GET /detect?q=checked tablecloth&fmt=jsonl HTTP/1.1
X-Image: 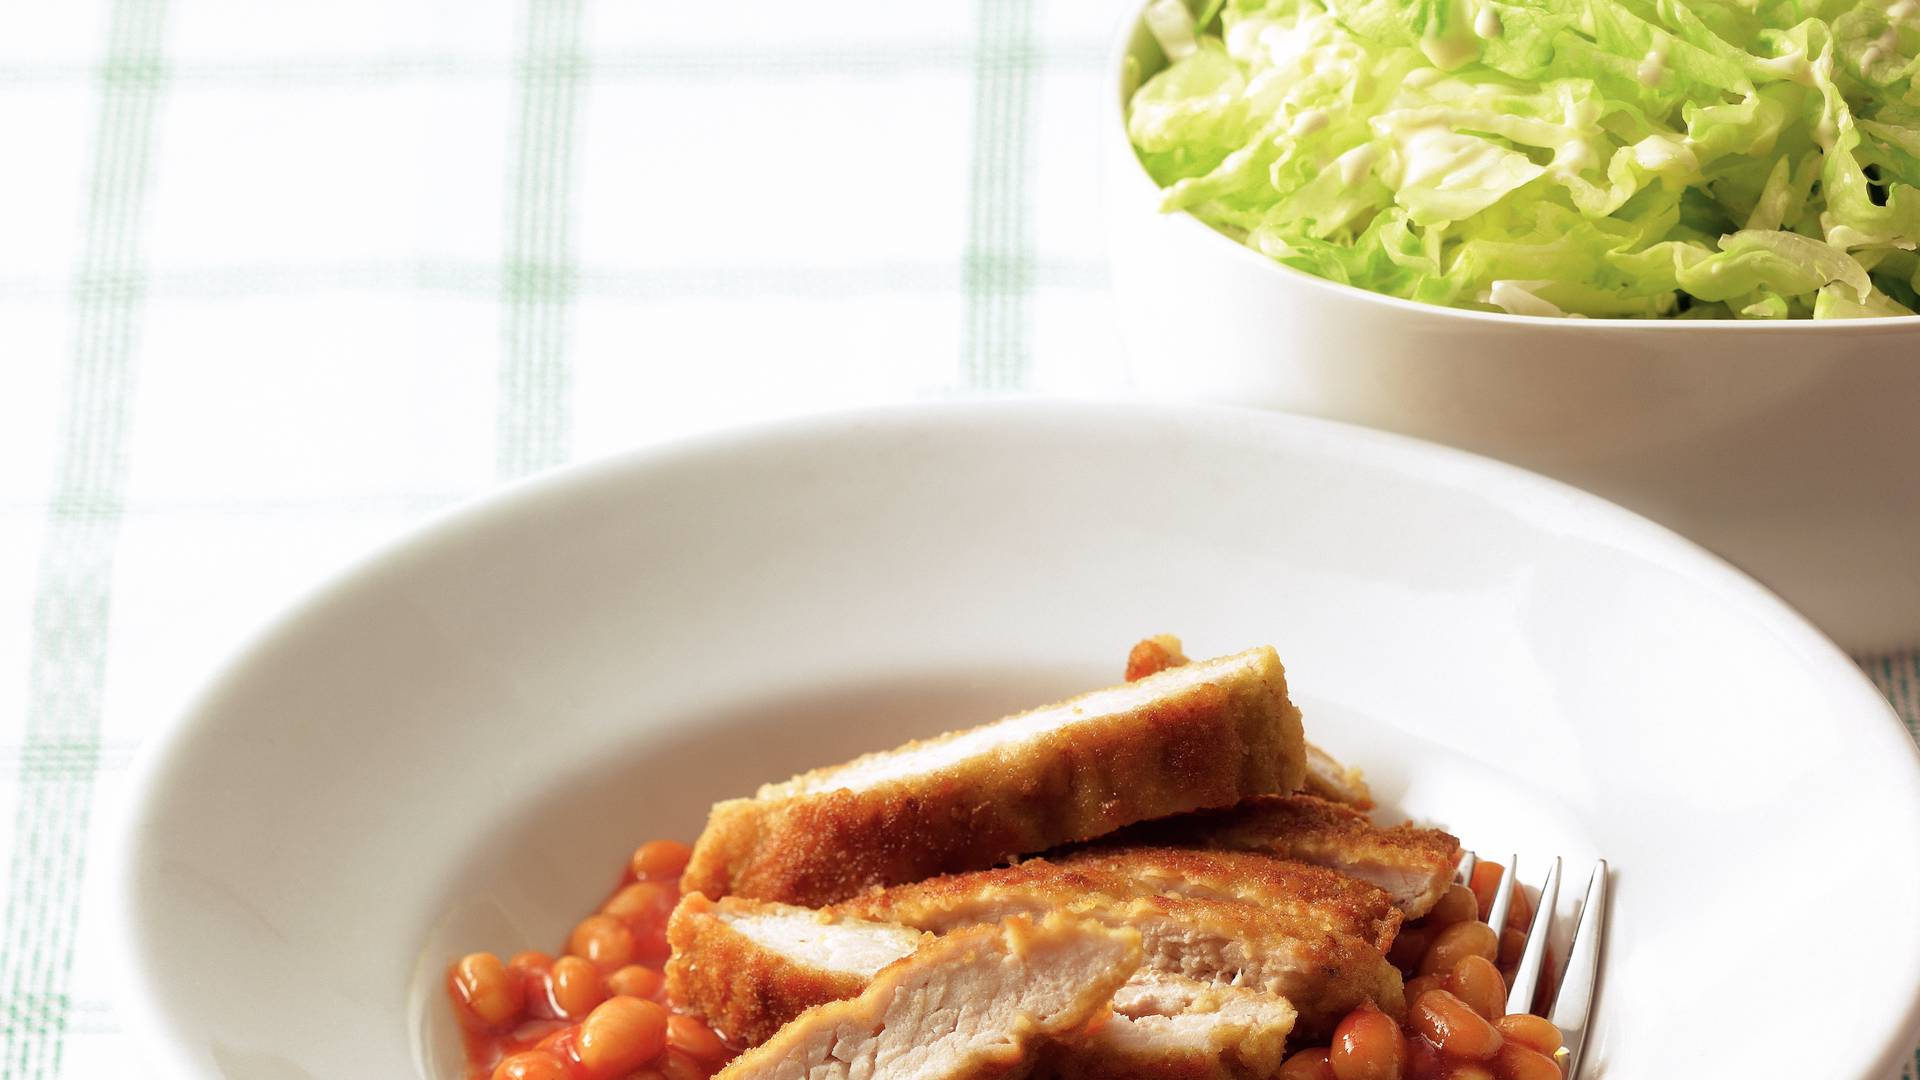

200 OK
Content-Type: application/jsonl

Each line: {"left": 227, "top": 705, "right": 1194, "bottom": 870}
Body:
{"left": 1, "top": 1, "right": 1917, "bottom": 1076}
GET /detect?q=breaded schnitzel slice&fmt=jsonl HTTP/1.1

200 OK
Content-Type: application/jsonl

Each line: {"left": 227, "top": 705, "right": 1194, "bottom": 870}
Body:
{"left": 1108, "top": 794, "right": 1462, "bottom": 918}
{"left": 666, "top": 892, "right": 929, "bottom": 1046}
{"left": 669, "top": 896, "right": 1293, "bottom": 1078}
{"left": 833, "top": 868, "right": 1403, "bottom": 1036}
{"left": 711, "top": 913, "right": 1140, "bottom": 1080}
{"left": 1032, "top": 973, "right": 1296, "bottom": 1080}
{"left": 684, "top": 647, "right": 1306, "bottom": 906}
{"left": 1122, "top": 634, "right": 1372, "bottom": 809}
{"left": 1301, "top": 743, "right": 1375, "bottom": 811}
{"left": 1046, "top": 846, "right": 1402, "bottom": 952}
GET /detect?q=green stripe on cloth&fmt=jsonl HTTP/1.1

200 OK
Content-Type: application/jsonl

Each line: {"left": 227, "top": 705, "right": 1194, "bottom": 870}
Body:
{"left": 0, "top": 0, "right": 168, "bottom": 1075}
{"left": 1866, "top": 653, "right": 1920, "bottom": 742}
{"left": 961, "top": 0, "right": 1038, "bottom": 391}
{"left": 497, "top": 0, "right": 587, "bottom": 480}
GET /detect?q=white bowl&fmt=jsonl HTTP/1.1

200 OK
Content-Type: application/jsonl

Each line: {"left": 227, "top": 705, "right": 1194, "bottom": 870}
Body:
{"left": 112, "top": 403, "right": 1920, "bottom": 1078}
{"left": 1102, "top": 9, "right": 1920, "bottom": 652}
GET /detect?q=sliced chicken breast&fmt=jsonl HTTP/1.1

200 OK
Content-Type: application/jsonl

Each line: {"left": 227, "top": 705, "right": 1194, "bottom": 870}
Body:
{"left": 1105, "top": 794, "right": 1462, "bottom": 918}
{"left": 670, "top": 896, "right": 1293, "bottom": 1078}
{"left": 666, "top": 892, "right": 928, "bottom": 1046}
{"left": 1121, "top": 634, "right": 1372, "bottom": 810}
{"left": 833, "top": 868, "right": 1403, "bottom": 1036}
{"left": 1301, "top": 743, "right": 1375, "bottom": 811}
{"left": 711, "top": 913, "right": 1140, "bottom": 1080}
{"left": 1045, "top": 846, "right": 1401, "bottom": 951}
{"left": 1034, "top": 974, "right": 1296, "bottom": 1080}
{"left": 684, "top": 647, "right": 1307, "bottom": 906}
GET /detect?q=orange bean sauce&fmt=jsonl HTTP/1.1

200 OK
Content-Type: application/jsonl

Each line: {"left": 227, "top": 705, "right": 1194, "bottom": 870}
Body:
{"left": 447, "top": 839, "right": 737, "bottom": 1080}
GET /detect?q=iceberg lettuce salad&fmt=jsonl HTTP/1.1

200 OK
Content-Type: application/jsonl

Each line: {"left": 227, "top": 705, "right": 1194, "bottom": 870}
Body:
{"left": 1127, "top": 0, "right": 1920, "bottom": 317}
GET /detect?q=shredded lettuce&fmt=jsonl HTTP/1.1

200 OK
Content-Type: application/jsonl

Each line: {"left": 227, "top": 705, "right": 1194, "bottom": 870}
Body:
{"left": 1127, "top": 0, "right": 1920, "bottom": 317}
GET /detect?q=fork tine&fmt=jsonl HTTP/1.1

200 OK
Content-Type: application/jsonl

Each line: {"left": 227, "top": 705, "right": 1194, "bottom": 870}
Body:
{"left": 1504, "top": 856, "right": 1560, "bottom": 1015}
{"left": 1456, "top": 851, "right": 1477, "bottom": 887}
{"left": 1548, "top": 860, "right": 1609, "bottom": 1080}
{"left": 1484, "top": 853, "right": 1518, "bottom": 936}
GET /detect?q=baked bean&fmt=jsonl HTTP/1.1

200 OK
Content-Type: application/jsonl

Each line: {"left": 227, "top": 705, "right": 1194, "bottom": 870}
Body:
{"left": 1410, "top": 989, "right": 1504, "bottom": 1061}
{"left": 1404, "top": 973, "right": 1450, "bottom": 1003}
{"left": 1276, "top": 1047, "right": 1335, "bottom": 1080}
{"left": 533, "top": 1023, "right": 575, "bottom": 1057}
{"left": 551, "top": 955, "right": 609, "bottom": 1019}
{"left": 577, "top": 996, "right": 669, "bottom": 1078}
{"left": 506, "top": 951, "right": 555, "bottom": 1015}
{"left": 512, "top": 1019, "right": 567, "bottom": 1045}
{"left": 1494, "top": 1014, "right": 1563, "bottom": 1055}
{"left": 1402, "top": 1036, "right": 1443, "bottom": 1079}
{"left": 1448, "top": 1066, "right": 1496, "bottom": 1080}
{"left": 1427, "top": 884, "right": 1479, "bottom": 928}
{"left": 1505, "top": 884, "right": 1534, "bottom": 932}
{"left": 1469, "top": 862, "right": 1504, "bottom": 920}
{"left": 1124, "top": 637, "right": 1184, "bottom": 681}
{"left": 452, "top": 953, "right": 524, "bottom": 1029}
{"left": 607, "top": 964, "right": 665, "bottom": 1000}
{"left": 1388, "top": 925, "right": 1435, "bottom": 970}
{"left": 631, "top": 839, "right": 694, "bottom": 880}
{"left": 491, "top": 1050, "right": 569, "bottom": 1080}
{"left": 660, "top": 1048, "right": 712, "bottom": 1080}
{"left": 1498, "top": 928, "right": 1526, "bottom": 968}
{"left": 1419, "top": 920, "right": 1499, "bottom": 977}
{"left": 668, "top": 1014, "right": 731, "bottom": 1065}
{"left": 604, "top": 881, "right": 677, "bottom": 920}
{"left": 1495, "top": 1042, "right": 1563, "bottom": 1080}
{"left": 1330, "top": 1003, "right": 1404, "bottom": 1080}
{"left": 1449, "top": 955, "right": 1506, "bottom": 1021}
{"left": 570, "top": 914, "right": 638, "bottom": 972}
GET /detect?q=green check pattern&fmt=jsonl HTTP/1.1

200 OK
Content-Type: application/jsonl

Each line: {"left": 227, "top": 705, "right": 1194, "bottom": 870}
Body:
{"left": 0, "top": 2, "right": 1914, "bottom": 1076}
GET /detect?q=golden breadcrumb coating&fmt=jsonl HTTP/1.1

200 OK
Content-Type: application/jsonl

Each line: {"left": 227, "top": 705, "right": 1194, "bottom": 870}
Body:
{"left": 684, "top": 647, "right": 1306, "bottom": 906}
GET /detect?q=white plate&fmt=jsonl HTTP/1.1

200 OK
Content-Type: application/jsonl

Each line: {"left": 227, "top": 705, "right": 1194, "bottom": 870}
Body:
{"left": 113, "top": 402, "right": 1920, "bottom": 1079}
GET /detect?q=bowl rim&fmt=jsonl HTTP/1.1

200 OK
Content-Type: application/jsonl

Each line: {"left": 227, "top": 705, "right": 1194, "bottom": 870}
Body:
{"left": 1103, "top": 0, "right": 1920, "bottom": 332}
{"left": 107, "top": 401, "right": 1920, "bottom": 1077}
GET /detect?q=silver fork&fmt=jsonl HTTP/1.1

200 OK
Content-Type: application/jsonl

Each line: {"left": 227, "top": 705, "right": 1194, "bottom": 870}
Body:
{"left": 1454, "top": 853, "right": 1610, "bottom": 1078}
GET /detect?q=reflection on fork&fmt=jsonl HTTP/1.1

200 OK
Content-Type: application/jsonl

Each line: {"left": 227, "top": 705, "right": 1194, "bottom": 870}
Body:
{"left": 1455, "top": 854, "right": 1610, "bottom": 1079}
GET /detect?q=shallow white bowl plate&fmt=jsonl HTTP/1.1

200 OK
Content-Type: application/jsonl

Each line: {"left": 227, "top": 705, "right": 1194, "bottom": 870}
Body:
{"left": 116, "top": 404, "right": 1920, "bottom": 1078}
{"left": 1103, "top": 4, "right": 1920, "bottom": 651}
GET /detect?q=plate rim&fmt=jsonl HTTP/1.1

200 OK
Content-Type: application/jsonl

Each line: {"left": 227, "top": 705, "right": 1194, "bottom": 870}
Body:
{"left": 108, "top": 399, "right": 1920, "bottom": 1077}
